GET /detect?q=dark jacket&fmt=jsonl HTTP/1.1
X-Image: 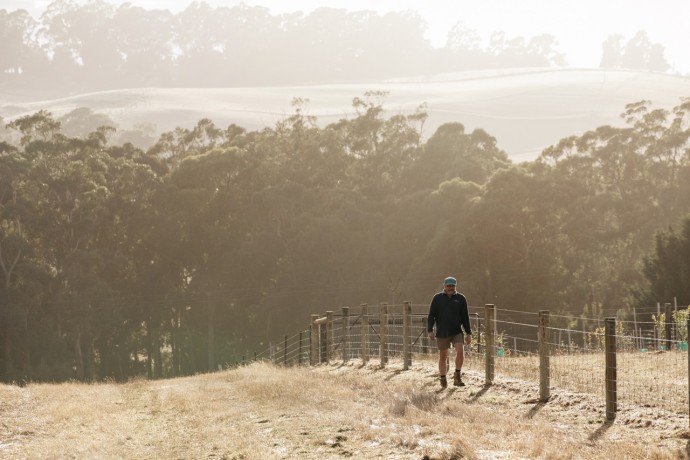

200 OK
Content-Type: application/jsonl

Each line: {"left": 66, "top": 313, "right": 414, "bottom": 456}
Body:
{"left": 427, "top": 291, "right": 472, "bottom": 338}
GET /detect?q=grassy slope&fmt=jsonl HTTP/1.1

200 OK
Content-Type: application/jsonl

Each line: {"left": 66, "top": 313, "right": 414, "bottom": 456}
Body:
{"left": 1, "top": 68, "right": 688, "bottom": 163}
{"left": 0, "top": 359, "right": 687, "bottom": 459}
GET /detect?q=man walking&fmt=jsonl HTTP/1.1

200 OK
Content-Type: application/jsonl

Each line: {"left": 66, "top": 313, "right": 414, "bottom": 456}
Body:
{"left": 427, "top": 276, "right": 472, "bottom": 388}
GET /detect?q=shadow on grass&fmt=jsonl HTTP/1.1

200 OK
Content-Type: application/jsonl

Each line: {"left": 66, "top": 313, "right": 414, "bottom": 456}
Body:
{"left": 468, "top": 384, "right": 492, "bottom": 402}
{"left": 384, "top": 369, "right": 404, "bottom": 381}
{"left": 526, "top": 401, "right": 547, "bottom": 419}
{"left": 588, "top": 419, "right": 614, "bottom": 443}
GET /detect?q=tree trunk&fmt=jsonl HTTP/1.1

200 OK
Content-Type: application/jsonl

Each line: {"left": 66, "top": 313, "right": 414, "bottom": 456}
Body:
{"left": 74, "top": 332, "right": 84, "bottom": 381}
{"left": 19, "top": 307, "right": 29, "bottom": 374}
{"left": 207, "top": 299, "right": 215, "bottom": 372}
{"left": 154, "top": 329, "right": 162, "bottom": 379}
{"left": 145, "top": 322, "right": 153, "bottom": 379}
{"left": 172, "top": 309, "right": 181, "bottom": 377}
{"left": 146, "top": 318, "right": 162, "bottom": 380}
{"left": 85, "top": 333, "right": 94, "bottom": 381}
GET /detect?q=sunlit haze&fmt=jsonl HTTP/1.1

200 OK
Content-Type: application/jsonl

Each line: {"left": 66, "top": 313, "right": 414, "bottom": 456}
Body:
{"left": 8, "top": 0, "right": 690, "bottom": 73}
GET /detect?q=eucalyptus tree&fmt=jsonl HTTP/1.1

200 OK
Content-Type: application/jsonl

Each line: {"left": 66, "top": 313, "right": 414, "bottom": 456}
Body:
{"left": 88, "top": 142, "right": 166, "bottom": 380}
{"left": 174, "top": 2, "right": 232, "bottom": 87}
{"left": 110, "top": 4, "right": 175, "bottom": 87}
{"left": 379, "top": 121, "right": 510, "bottom": 303}
{"left": 392, "top": 178, "right": 484, "bottom": 303}
{"left": 333, "top": 9, "right": 431, "bottom": 81}
{"left": 0, "top": 139, "right": 37, "bottom": 379}
{"left": 639, "top": 217, "right": 690, "bottom": 308}
{"left": 38, "top": 0, "right": 123, "bottom": 90}
{"left": 0, "top": 9, "right": 47, "bottom": 88}
{"left": 2, "top": 111, "right": 166, "bottom": 381}
{"left": 147, "top": 118, "right": 224, "bottom": 170}
{"left": 328, "top": 91, "right": 427, "bottom": 199}
{"left": 197, "top": 4, "right": 282, "bottom": 86}
{"left": 459, "top": 167, "right": 576, "bottom": 311}
{"left": 599, "top": 31, "right": 669, "bottom": 72}
{"left": 534, "top": 98, "right": 690, "bottom": 318}
{"left": 162, "top": 143, "right": 272, "bottom": 371}
{"left": 57, "top": 108, "right": 117, "bottom": 139}
{"left": 487, "top": 32, "right": 565, "bottom": 68}
{"left": 404, "top": 122, "right": 510, "bottom": 191}
{"left": 1, "top": 112, "right": 96, "bottom": 378}
{"left": 232, "top": 99, "right": 369, "bottom": 341}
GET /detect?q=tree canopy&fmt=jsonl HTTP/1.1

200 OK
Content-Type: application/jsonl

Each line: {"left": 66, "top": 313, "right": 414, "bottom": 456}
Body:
{"left": 1, "top": 94, "right": 689, "bottom": 382}
{"left": 3, "top": 2, "right": 570, "bottom": 95}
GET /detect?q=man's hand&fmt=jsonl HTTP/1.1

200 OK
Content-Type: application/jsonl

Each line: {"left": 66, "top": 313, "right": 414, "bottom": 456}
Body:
{"left": 464, "top": 334, "right": 472, "bottom": 345}
{"left": 428, "top": 331, "right": 435, "bottom": 340}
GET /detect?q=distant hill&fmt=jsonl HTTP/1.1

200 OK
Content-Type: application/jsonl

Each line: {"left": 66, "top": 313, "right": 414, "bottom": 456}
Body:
{"left": 2, "top": 68, "right": 688, "bottom": 163}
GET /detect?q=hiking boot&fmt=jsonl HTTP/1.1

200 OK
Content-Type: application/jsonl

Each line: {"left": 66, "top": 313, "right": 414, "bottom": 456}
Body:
{"left": 439, "top": 375, "right": 447, "bottom": 389}
{"left": 453, "top": 370, "right": 465, "bottom": 387}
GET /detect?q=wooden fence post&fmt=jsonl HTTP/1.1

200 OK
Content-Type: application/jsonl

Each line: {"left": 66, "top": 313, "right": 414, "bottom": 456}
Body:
{"left": 298, "top": 331, "right": 303, "bottom": 366}
{"left": 361, "top": 304, "right": 369, "bottom": 363}
{"left": 476, "top": 314, "right": 482, "bottom": 355}
{"left": 605, "top": 317, "right": 617, "bottom": 420}
{"left": 633, "top": 306, "right": 638, "bottom": 349}
{"left": 538, "top": 310, "right": 550, "bottom": 402}
{"left": 403, "top": 301, "right": 411, "bottom": 370}
{"left": 687, "top": 317, "right": 690, "bottom": 427}
{"left": 342, "top": 307, "right": 350, "bottom": 362}
{"left": 485, "top": 304, "right": 495, "bottom": 385}
{"left": 283, "top": 335, "right": 288, "bottom": 366}
{"left": 665, "top": 303, "right": 673, "bottom": 350}
{"left": 325, "top": 311, "right": 333, "bottom": 364}
{"left": 380, "top": 303, "right": 388, "bottom": 367}
{"left": 310, "top": 314, "right": 319, "bottom": 365}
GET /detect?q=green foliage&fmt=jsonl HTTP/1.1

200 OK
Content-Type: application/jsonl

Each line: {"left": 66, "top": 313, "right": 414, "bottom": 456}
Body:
{"left": 1, "top": 94, "right": 690, "bottom": 382}
{"left": 586, "top": 321, "right": 635, "bottom": 352}
{"left": 639, "top": 218, "right": 690, "bottom": 308}
{"left": 652, "top": 308, "right": 689, "bottom": 343}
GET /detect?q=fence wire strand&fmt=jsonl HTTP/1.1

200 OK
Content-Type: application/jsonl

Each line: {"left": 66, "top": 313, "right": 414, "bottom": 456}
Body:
{"left": 254, "top": 304, "right": 690, "bottom": 420}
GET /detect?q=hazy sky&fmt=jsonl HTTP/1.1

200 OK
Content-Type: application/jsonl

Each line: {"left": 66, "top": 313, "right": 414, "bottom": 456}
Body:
{"left": 6, "top": 0, "right": 690, "bottom": 73}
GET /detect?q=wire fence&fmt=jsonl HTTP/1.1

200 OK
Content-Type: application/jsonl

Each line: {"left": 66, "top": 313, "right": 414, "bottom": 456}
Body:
{"left": 255, "top": 302, "right": 690, "bottom": 421}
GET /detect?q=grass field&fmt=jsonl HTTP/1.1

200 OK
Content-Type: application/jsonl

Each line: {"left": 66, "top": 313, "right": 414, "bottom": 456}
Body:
{"left": 1, "top": 358, "right": 688, "bottom": 459}
{"left": 2, "top": 68, "right": 688, "bottom": 162}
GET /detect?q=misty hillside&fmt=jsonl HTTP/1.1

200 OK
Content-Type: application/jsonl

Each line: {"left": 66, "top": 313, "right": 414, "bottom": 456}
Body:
{"left": 2, "top": 68, "right": 687, "bottom": 162}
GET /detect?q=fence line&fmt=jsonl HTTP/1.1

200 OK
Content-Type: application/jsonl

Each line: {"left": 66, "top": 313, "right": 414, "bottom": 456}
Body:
{"left": 252, "top": 302, "right": 689, "bottom": 424}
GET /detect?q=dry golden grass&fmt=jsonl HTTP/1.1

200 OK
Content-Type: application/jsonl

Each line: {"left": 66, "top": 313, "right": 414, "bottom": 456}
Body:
{"left": 458, "top": 349, "right": 689, "bottom": 414}
{"left": 1, "top": 358, "right": 689, "bottom": 459}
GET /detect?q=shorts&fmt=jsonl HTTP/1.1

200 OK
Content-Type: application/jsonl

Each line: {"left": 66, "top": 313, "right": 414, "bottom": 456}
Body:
{"left": 436, "top": 333, "right": 464, "bottom": 351}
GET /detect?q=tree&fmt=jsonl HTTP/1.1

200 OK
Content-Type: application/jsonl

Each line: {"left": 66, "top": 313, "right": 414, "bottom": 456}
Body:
{"left": 599, "top": 35, "right": 624, "bottom": 69}
{"left": 622, "top": 31, "right": 669, "bottom": 72}
{"left": 57, "top": 108, "right": 116, "bottom": 139}
{"left": 110, "top": 4, "right": 175, "bottom": 87}
{"left": 639, "top": 218, "right": 690, "bottom": 307}
{"left": 0, "top": 142, "right": 38, "bottom": 379}
{"left": 0, "top": 9, "right": 47, "bottom": 87}
{"left": 599, "top": 31, "right": 669, "bottom": 72}
{"left": 488, "top": 32, "right": 565, "bottom": 68}
{"left": 405, "top": 122, "right": 510, "bottom": 191}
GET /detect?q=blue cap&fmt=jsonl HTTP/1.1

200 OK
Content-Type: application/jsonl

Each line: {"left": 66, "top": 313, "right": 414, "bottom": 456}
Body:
{"left": 443, "top": 276, "right": 457, "bottom": 286}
